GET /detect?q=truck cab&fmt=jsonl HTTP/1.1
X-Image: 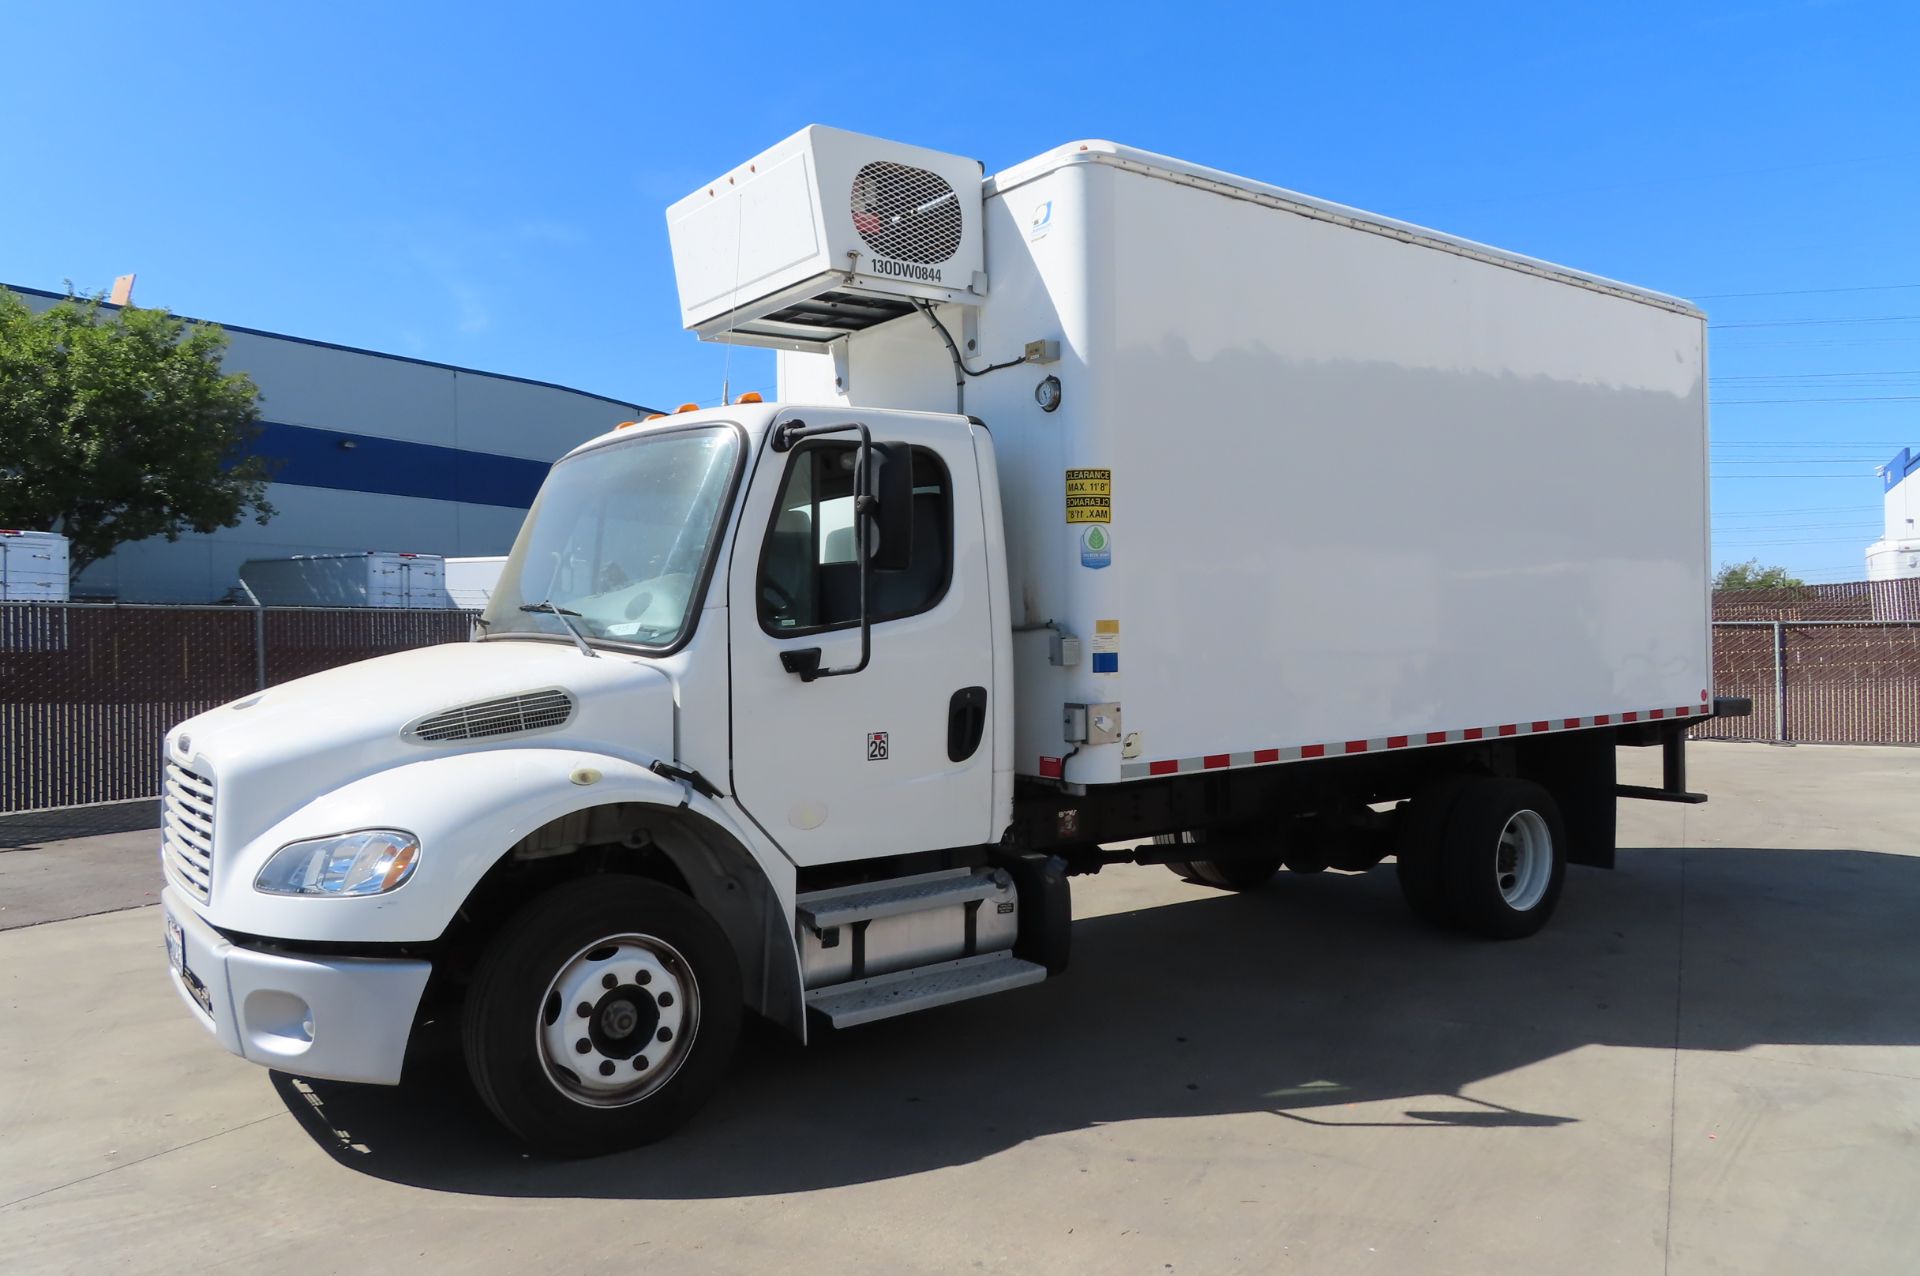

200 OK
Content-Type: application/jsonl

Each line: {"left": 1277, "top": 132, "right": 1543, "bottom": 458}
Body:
{"left": 161, "top": 401, "right": 1034, "bottom": 1155}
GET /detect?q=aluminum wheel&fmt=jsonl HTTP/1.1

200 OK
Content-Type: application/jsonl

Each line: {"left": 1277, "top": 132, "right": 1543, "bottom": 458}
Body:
{"left": 1495, "top": 809, "right": 1553, "bottom": 911}
{"left": 536, "top": 933, "right": 699, "bottom": 1108}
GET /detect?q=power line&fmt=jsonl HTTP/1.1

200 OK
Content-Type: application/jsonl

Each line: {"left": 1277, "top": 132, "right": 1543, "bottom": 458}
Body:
{"left": 1715, "top": 369, "right": 1920, "bottom": 380}
{"left": 1712, "top": 396, "right": 1920, "bottom": 405}
{"left": 1691, "top": 283, "right": 1920, "bottom": 301}
{"left": 1709, "top": 315, "right": 1920, "bottom": 330}
{"left": 1707, "top": 336, "right": 1920, "bottom": 349}
{"left": 1711, "top": 505, "right": 1883, "bottom": 513}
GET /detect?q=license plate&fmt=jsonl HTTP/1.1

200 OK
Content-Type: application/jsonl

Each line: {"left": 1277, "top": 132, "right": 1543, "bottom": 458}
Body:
{"left": 164, "top": 910, "right": 215, "bottom": 1019}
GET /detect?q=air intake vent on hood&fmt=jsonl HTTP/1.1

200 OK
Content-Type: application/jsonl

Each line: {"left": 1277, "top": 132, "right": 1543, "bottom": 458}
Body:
{"left": 410, "top": 689, "right": 575, "bottom": 743}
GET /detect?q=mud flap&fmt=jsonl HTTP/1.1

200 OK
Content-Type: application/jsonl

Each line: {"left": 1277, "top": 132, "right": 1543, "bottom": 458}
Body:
{"left": 1521, "top": 730, "right": 1617, "bottom": 869}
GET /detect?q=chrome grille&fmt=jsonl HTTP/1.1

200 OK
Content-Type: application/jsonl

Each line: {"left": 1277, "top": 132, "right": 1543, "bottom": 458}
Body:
{"left": 410, "top": 689, "right": 575, "bottom": 743}
{"left": 163, "top": 761, "right": 215, "bottom": 902}
{"left": 850, "top": 161, "right": 963, "bottom": 265}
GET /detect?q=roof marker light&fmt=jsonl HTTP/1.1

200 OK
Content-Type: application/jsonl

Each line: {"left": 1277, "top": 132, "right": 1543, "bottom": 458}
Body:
{"left": 737, "top": 391, "right": 763, "bottom": 404}
{"left": 677, "top": 403, "right": 700, "bottom": 413}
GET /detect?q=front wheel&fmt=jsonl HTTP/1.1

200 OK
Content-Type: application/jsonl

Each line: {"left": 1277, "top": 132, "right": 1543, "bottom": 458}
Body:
{"left": 462, "top": 876, "right": 742, "bottom": 1157}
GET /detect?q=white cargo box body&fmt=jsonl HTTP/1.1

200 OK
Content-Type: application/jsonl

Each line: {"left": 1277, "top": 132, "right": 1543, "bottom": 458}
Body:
{"left": 779, "top": 140, "right": 1711, "bottom": 784}
{"left": 239, "top": 552, "right": 448, "bottom": 608}
{"left": 0, "top": 530, "right": 70, "bottom": 601}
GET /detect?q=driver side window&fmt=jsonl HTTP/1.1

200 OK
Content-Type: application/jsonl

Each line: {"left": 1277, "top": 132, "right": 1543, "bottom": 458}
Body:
{"left": 757, "top": 442, "right": 951, "bottom": 634}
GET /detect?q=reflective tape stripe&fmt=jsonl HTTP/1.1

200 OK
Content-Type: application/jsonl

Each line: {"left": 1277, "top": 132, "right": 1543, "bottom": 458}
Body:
{"left": 1117, "top": 704, "right": 1704, "bottom": 780}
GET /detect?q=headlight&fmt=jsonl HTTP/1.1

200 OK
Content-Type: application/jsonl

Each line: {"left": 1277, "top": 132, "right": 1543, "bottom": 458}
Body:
{"left": 254, "top": 829, "right": 420, "bottom": 897}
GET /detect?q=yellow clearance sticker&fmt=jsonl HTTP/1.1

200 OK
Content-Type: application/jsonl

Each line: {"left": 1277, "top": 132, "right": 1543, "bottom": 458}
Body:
{"left": 1066, "top": 468, "right": 1111, "bottom": 524}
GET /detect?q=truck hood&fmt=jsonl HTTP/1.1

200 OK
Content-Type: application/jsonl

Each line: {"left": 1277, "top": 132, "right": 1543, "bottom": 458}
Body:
{"left": 169, "top": 639, "right": 677, "bottom": 864}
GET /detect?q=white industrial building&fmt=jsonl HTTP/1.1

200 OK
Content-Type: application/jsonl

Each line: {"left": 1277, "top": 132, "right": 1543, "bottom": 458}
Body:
{"left": 1867, "top": 446, "right": 1920, "bottom": 582}
{"left": 8, "top": 284, "right": 652, "bottom": 603}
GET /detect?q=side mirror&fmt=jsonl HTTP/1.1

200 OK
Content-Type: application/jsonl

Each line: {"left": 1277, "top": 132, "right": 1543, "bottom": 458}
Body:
{"left": 865, "top": 442, "right": 915, "bottom": 571}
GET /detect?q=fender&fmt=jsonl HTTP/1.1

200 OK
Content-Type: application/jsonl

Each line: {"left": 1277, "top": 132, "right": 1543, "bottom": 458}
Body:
{"left": 202, "top": 747, "right": 807, "bottom": 1035}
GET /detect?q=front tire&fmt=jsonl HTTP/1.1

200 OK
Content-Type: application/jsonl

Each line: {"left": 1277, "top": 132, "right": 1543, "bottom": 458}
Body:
{"left": 462, "top": 876, "right": 742, "bottom": 1157}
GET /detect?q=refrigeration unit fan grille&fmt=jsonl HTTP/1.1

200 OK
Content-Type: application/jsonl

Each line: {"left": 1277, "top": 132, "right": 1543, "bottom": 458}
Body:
{"left": 850, "top": 161, "right": 963, "bottom": 265}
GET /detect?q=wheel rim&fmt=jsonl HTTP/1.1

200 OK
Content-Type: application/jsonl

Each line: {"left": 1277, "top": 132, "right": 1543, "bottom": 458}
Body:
{"left": 1494, "top": 809, "right": 1553, "bottom": 911}
{"left": 536, "top": 933, "right": 699, "bottom": 1108}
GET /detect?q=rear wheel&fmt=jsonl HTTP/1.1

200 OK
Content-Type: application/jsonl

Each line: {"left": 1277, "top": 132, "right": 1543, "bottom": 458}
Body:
{"left": 462, "top": 876, "right": 742, "bottom": 1157}
{"left": 1396, "top": 777, "right": 1567, "bottom": 939}
{"left": 1156, "top": 831, "right": 1281, "bottom": 890}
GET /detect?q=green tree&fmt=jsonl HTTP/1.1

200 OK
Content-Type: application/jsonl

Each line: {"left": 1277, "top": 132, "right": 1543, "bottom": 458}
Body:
{"left": 1714, "top": 558, "right": 1805, "bottom": 591}
{"left": 0, "top": 288, "right": 274, "bottom": 582}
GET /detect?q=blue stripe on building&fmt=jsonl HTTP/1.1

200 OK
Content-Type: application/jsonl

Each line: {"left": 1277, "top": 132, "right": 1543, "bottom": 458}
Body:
{"left": 250, "top": 421, "right": 552, "bottom": 508}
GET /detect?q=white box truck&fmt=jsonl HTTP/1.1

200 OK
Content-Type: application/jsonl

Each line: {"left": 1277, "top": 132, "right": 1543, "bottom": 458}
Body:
{"left": 0, "top": 529, "right": 70, "bottom": 601}
{"left": 237, "top": 551, "right": 449, "bottom": 608}
{"left": 158, "top": 126, "right": 1747, "bottom": 1155}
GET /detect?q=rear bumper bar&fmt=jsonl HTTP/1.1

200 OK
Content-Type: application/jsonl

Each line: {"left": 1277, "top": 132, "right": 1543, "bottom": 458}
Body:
{"left": 1616, "top": 698, "right": 1752, "bottom": 805}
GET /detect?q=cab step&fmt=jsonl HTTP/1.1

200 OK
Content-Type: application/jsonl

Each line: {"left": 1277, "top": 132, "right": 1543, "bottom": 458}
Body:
{"left": 796, "top": 869, "right": 1008, "bottom": 930}
{"left": 805, "top": 951, "right": 1046, "bottom": 1028}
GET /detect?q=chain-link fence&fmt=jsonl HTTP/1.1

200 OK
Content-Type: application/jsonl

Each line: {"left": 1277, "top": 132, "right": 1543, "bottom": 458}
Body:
{"left": 1694, "top": 619, "right": 1920, "bottom": 745}
{"left": 1, "top": 603, "right": 474, "bottom": 813}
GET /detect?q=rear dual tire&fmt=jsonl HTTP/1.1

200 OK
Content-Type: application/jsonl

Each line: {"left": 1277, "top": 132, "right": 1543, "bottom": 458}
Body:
{"left": 1395, "top": 777, "right": 1567, "bottom": 939}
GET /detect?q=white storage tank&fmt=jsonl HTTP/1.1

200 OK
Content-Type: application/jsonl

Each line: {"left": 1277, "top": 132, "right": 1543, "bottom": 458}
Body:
{"left": 238, "top": 551, "right": 449, "bottom": 608}
{"left": 0, "top": 530, "right": 70, "bottom": 601}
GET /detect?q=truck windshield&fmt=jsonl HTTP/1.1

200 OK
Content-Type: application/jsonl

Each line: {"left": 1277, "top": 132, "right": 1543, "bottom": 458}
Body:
{"left": 482, "top": 425, "right": 741, "bottom": 650}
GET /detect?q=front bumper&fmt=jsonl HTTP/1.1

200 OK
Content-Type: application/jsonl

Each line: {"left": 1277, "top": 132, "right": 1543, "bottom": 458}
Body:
{"left": 160, "top": 883, "right": 433, "bottom": 1085}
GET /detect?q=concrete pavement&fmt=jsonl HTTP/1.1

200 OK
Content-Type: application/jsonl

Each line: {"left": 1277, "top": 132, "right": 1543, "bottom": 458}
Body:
{"left": 2, "top": 743, "right": 1918, "bottom": 1273}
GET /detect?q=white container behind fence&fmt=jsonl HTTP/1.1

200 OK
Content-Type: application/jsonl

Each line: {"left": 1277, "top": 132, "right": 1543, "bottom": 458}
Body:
{"left": 239, "top": 552, "right": 449, "bottom": 608}
{"left": 0, "top": 530, "right": 70, "bottom": 601}
{"left": 443, "top": 556, "right": 506, "bottom": 610}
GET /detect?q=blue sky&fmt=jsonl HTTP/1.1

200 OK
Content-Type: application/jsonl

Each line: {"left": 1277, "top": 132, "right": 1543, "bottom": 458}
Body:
{"left": 4, "top": 1, "right": 1916, "bottom": 582}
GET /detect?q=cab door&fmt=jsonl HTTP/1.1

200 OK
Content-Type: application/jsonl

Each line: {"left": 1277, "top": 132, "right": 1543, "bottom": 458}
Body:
{"left": 728, "top": 417, "right": 995, "bottom": 867}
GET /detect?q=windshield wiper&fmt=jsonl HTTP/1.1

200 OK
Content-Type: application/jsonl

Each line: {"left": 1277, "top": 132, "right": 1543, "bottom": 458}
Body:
{"left": 520, "top": 600, "right": 598, "bottom": 659}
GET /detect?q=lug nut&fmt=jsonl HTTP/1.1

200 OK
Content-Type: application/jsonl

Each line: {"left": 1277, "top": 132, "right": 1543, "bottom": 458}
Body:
{"left": 575, "top": 1038, "right": 591, "bottom": 1054}
{"left": 657, "top": 1027, "right": 673, "bottom": 1043}
{"left": 634, "top": 1055, "right": 649, "bottom": 1070}
{"left": 599, "top": 1060, "right": 616, "bottom": 1077}
{"left": 602, "top": 973, "right": 618, "bottom": 990}
{"left": 577, "top": 1002, "right": 592, "bottom": 1018}
{"left": 658, "top": 991, "right": 674, "bottom": 1008}
{"left": 636, "top": 970, "right": 652, "bottom": 985}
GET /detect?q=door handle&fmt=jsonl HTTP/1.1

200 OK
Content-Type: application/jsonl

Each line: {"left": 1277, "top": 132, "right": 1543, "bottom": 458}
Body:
{"left": 948, "top": 686, "right": 988, "bottom": 762}
{"left": 780, "top": 648, "right": 823, "bottom": 681}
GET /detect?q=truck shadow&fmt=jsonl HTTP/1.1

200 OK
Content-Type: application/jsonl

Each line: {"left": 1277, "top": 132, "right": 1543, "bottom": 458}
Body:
{"left": 270, "top": 844, "right": 1920, "bottom": 1198}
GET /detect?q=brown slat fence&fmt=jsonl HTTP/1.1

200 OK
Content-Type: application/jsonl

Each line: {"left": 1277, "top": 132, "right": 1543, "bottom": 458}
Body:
{"left": 2, "top": 603, "right": 473, "bottom": 813}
